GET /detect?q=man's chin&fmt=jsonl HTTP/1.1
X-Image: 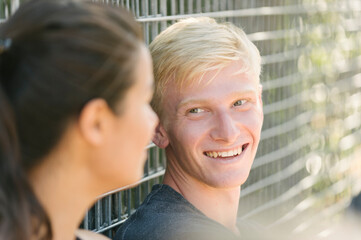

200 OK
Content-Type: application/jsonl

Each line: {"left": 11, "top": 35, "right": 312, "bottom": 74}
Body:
{"left": 207, "top": 175, "right": 251, "bottom": 189}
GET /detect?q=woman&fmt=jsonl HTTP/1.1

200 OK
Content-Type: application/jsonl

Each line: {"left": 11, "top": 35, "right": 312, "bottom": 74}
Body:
{"left": 0, "top": 0, "right": 158, "bottom": 239}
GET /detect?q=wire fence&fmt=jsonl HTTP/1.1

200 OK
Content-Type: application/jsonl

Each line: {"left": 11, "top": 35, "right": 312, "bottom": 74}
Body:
{"left": 1, "top": 0, "right": 361, "bottom": 239}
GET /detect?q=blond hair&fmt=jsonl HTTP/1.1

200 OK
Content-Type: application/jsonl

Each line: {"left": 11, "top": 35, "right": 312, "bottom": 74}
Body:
{"left": 150, "top": 17, "right": 261, "bottom": 119}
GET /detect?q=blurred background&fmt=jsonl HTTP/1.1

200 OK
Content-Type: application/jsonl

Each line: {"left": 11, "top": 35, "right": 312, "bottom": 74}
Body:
{"left": 2, "top": 0, "right": 361, "bottom": 239}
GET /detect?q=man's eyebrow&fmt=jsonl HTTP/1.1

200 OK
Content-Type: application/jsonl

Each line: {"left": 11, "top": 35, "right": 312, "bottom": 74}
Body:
{"left": 177, "top": 89, "right": 258, "bottom": 110}
{"left": 177, "top": 99, "right": 209, "bottom": 111}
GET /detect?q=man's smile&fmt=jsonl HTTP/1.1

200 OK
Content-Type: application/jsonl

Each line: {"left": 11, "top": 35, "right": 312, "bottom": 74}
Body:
{"left": 203, "top": 143, "right": 249, "bottom": 158}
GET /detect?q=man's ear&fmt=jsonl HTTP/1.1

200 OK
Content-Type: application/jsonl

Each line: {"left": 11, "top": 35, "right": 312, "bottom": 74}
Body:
{"left": 152, "top": 123, "right": 169, "bottom": 149}
{"left": 77, "top": 98, "right": 110, "bottom": 146}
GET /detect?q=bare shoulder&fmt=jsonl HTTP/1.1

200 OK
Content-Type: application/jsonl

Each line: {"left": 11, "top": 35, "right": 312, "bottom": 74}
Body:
{"left": 75, "top": 229, "right": 111, "bottom": 240}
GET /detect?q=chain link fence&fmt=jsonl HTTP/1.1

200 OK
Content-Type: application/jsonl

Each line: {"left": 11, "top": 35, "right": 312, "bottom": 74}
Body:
{"left": 1, "top": 0, "right": 361, "bottom": 239}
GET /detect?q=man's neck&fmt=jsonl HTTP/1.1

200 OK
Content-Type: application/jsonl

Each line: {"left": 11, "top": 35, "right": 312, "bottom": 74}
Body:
{"left": 163, "top": 170, "right": 241, "bottom": 234}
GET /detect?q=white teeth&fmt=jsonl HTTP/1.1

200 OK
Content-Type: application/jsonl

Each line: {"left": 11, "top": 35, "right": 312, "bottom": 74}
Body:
{"left": 205, "top": 147, "right": 244, "bottom": 158}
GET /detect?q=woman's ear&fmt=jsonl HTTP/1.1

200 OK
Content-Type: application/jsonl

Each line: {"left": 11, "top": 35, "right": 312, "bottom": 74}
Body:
{"left": 152, "top": 123, "right": 169, "bottom": 149}
{"left": 77, "top": 98, "right": 110, "bottom": 146}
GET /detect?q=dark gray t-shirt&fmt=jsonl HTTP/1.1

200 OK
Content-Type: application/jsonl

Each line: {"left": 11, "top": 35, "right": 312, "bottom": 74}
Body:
{"left": 114, "top": 184, "right": 261, "bottom": 240}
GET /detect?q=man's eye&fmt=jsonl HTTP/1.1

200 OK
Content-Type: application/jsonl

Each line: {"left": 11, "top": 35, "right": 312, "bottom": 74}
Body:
{"left": 189, "top": 108, "right": 204, "bottom": 114}
{"left": 233, "top": 100, "right": 247, "bottom": 106}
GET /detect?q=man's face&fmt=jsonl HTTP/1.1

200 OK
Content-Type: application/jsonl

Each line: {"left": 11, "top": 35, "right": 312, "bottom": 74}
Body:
{"left": 159, "top": 60, "right": 263, "bottom": 188}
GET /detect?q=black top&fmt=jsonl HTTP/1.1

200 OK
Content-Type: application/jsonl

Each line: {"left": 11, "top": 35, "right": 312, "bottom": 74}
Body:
{"left": 114, "top": 184, "right": 261, "bottom": 240}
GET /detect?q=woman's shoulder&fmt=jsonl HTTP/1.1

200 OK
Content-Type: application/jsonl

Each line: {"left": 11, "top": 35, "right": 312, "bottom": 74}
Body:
{"left": 75, "top": 229, "right": 110, "bottom": 240}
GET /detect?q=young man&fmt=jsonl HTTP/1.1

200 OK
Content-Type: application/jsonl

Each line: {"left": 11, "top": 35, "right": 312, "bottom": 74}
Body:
{"left": 115, "top": 17, "right": 263, "bottom": 240}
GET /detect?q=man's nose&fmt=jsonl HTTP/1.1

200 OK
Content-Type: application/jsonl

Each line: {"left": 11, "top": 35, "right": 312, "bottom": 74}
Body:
{"left": 210, "top": 110, "right": 240, "bottom": 143}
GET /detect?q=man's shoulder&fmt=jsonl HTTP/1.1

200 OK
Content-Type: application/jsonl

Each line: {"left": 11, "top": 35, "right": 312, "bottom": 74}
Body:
{"left": 114, "top": 184, "right": 199, "bottom": 240}
{"left": 114, "top": 184, "right": 241, "bottom": 240}
{"left": 116, "top": 216, "right": 237, "bottom": 240}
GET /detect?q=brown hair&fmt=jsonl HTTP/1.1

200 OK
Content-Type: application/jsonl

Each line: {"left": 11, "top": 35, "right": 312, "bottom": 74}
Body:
{"left": 0, "top": 0, "right": 142, "bottom": 239}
